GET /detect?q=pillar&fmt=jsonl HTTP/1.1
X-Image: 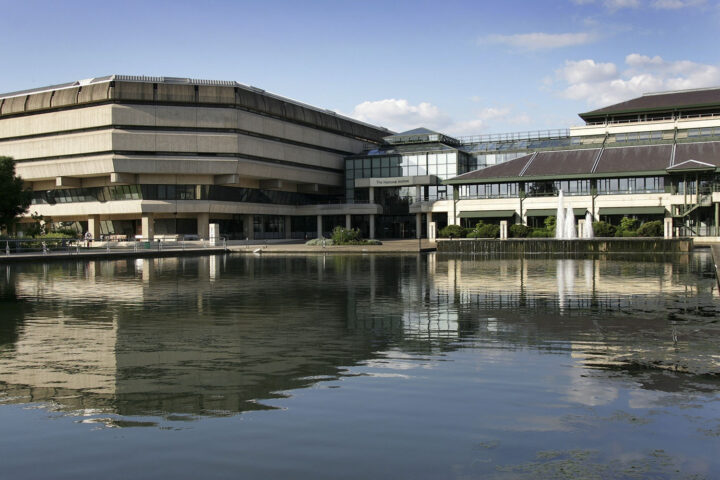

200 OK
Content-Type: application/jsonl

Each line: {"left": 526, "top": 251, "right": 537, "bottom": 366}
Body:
{"left": 345, "top": 214, "right": 351, "bottom": 230}
{"left": 416, "top": 213, "right": 422, "bottom": 239}
{"left": 209, "top": 224, "right": 219, "bottom": 245}
{"left": 369, "top": 214, "right": 376, "bottom": 239}
{"left": 197, "top": 212, "right": 209, "bottom": 239}
{"left": 578, "top": 219, "right": 585, "bottom": 239}
{"left": 715, "top": 203, "right": 719, "bottom": 236}
{"left": 415, "top": 185, "right": 422, "bottom": 203}
{"left": 141, "top": 214, "right": 154, "bottom": 241}
{"left": 500, "top": 220, "right": 508, "bottom": 240}
{"left": 317, "top": 215, "right": 323, "bottom": 239}
{"left": 369, "top": 187, "right": 375, "bottom": 204}
{"left": 426, "top": 212, "right": 435, "bottom": 241}
{"left": 87, "top": 215, "right": 100, "bottom": 240}
{"left": 243, "top": 214, "right": 253, "bottom": 240}
{"left": 664, "top": 217, "right": 673, "bottom": 239}
{"left": 285, "top": 216, "right": 292, "bottom": 239}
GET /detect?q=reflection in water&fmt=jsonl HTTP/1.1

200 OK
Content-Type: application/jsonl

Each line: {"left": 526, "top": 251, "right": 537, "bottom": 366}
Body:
{"left": 1, "top": 253, "right": 717, "bottom": 414}
{"left": 0, "top": 253, "right": 719, "bottom": 478}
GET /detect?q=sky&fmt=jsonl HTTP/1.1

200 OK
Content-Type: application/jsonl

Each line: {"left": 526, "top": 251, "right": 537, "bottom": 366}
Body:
{"left": 1, "top": 0, "right": 719, "bottom": 137}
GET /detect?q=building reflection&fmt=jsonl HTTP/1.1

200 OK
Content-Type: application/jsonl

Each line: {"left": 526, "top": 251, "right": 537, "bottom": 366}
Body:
{"left": 0, "top": 253, "right": 717, "bottom": 419}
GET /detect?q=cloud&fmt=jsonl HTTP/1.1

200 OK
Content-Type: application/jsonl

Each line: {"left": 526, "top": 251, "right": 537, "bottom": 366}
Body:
{"left": 556, "top": 54, "right": 720, "bottom": 107}
{"left": 481, "top": 32, "right": 596, "bottom": 50}
{"left": 560, "top": 59, "right": 618, "bottom": 84}
{"left": 604, "top": 0, "right": 640, "bottom": 9}
{"left": 571, "top": 0, "right": 705, "bottom": 9}
{"left": 347, "top": 99, "right": 532, "bottom": 136}
{"left": 652, "top": 0, "right": 705, "bottom": 8}
{"left": 349, "top": 99, "right": 451, "bottom": 132}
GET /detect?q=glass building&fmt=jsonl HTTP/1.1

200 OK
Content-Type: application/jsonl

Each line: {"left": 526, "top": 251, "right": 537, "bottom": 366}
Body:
{"left": 345, "top": 128, "right": 474, "bottom": 238}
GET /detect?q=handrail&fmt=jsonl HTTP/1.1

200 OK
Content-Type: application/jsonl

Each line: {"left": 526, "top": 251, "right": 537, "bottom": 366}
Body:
{"left": 457, "top": 129, "right": 570, "bottom": 144}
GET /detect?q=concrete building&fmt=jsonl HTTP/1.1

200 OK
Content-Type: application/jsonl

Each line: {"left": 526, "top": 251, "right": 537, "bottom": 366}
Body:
{"left": 3, "top": 77, "right": 720, "bottom": 239}
{"left": 0, "top": 75, "right": 390, "bottom": 240}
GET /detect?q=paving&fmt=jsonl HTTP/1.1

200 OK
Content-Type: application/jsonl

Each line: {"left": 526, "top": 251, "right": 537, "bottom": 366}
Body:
{"left": 0, "top": 239, "right": 437, "bottom": 263}
{"left": 0, "top": 246, "right": 228, "bottom": 263}
{"left": 227, "top": 239, "right": 437, "bottom": 254}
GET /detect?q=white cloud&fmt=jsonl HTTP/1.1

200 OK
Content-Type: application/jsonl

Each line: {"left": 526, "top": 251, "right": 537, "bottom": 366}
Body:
{"left": 560, "top": 59, "right": 618, "bottom": 84}
{"left": 556, "top": 54, "right": 720, "bottom": 107}
{"left": 349, "top": 99, "right": 451, "bottom": 133}
{"left": 572, "top": 0, "right": 704, "bottom": 9}
{"left": 652, "top": 0, "right": 705, "bottom": 8}
{"left": 347, "top": 99, "right": 534, "bottom": 136}
{"left": 604, "top": 0, "right": 640, "bottom": 9}
{"left": 481, "top": 32, "right": 596, "bottom": 50}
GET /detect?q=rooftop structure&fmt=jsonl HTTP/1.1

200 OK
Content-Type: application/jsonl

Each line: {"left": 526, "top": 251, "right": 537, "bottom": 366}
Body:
{"left": 580, "top": 86, "right": 720, "bottom": 123}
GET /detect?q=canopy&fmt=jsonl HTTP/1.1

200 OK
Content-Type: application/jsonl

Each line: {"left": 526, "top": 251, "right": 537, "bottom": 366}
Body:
{"left": 457, "top": 210, "right": 515, "bottom": 218}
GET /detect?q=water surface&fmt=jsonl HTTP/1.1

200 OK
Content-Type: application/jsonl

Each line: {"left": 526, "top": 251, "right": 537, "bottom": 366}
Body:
{"left": 0, "top": 253, "right": 718, "bottom": 479}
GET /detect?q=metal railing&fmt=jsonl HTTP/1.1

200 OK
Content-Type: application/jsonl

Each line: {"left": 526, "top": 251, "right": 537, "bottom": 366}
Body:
{"left": 2, "top": 236, "right": 227, "bottom": 257}
{"left": 457, "top": 129, "right": 570, "bottom": 144}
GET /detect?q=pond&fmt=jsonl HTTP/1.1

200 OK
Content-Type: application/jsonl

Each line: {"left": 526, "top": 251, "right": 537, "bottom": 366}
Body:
{"left": 0, "top": 253, "right": 719, "bottom": 479}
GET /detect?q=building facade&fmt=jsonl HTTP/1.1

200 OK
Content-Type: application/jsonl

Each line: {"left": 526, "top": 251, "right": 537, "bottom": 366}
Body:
{"left": 0, "top": 75, "right": 390, "bottom": 240}
{"left": 2, "top": 77, "right": 720, "bottom": 239}
{"left": 440, "top": 87, "right": 720, "bottom": 237}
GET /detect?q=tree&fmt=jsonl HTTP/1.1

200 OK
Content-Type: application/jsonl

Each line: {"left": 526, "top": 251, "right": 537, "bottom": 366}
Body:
{"left": 0, "top": 157, "right": 33, "bottom": 232}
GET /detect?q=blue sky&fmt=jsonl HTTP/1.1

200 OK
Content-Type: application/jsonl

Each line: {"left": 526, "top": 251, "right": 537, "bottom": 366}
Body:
{"left": 1, "top": 0, "right": 719, "bottom": 136}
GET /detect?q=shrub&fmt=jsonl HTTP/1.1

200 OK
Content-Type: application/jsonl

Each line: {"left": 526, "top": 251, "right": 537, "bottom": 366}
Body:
{"left": 529, "top": 228, "right": 552, "bottom": 238}
{"left": 544, "top": 216, "right": 557, "bottom": 236}
{"left": 615, "top": 216, "right": 639, "bottom": 237}
{"left": 439, "top": 224, "right": 466, "bottom": 238}
{"left": 637, "top": 220, "right": 663, "bottom": 237}
{"left": 592, "top": 221, "right": 616, "bottom": 237}
{"left": 467, "top": 222, "right": 499, "bottom": 238}
{"left": 39, "top": 232, "right": 75, "bottom": 239}
{"left": 619, "top": 217, "right": 639, "bottom": 231}
{"left": 509, "top": 224, "right": 531, "bottom": 238}
{"left": 331, "top": 226, "right": 362, "bottom": 244}
{"left": 51, "top": 226, "right": 79, "bottom": 237}
{"left": 306, "top": 237, "right": 334, "bottom": 246}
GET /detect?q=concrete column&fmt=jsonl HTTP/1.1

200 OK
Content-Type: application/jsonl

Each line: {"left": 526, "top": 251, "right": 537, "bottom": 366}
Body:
{"left": 426, "top": 212, "right": 435, "bottom": 241}
{"left": 209, "top": 224, "right": 219, "bottom": 245}
{"left": 369, "top": 187, "right": 374, "bottom": 203}
{"left": 285, "top": 216, "right": 292, "bottom": 240}
{"left": 500, "top": 220, "right": 508, "bottom": 240}
{"left": 369, "top": 214, "right": 376, "bottom": 239}
{"left": 87, "top": 215, "right": 100, "bottom": 240}
{"left": 345, "top": 214, "right": 352, "bottom": 230}
{"left": 578, "top": 219, "right": 585, "bottom": 239}
{"left": 416, "top": 213, "right": 422, "bottom": 239}
{"left": 197, "top": 212, "right": 209, "bottom": 239}
{"left": 664, "top": 217, "right": 673, "bottom": 239}
{"left": 141, "top": 214, "right": 154, "bottom": 241}
{"left": 317, "top": 215, "right": 323, "bottom": 239}
{"left": 243, "top": 214, "right": 253, "bottom": 240}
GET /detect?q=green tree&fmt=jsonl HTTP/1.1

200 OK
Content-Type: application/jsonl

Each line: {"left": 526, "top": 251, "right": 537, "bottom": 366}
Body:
{"left": 0, "top": 157, "right": 32, "bottom": 232}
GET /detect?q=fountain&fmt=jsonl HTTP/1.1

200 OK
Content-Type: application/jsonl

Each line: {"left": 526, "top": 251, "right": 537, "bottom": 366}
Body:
{"left": 585, "top": 211, "right": 594, "bottom": 239}
{"left": 564, "top": 205, "right": 577, "bottom": 239}
{"left": 555, "top": 190, "right": 565, "bottom": 239}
